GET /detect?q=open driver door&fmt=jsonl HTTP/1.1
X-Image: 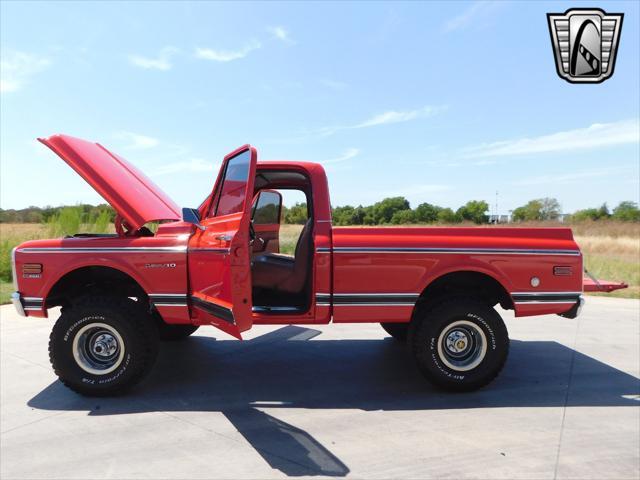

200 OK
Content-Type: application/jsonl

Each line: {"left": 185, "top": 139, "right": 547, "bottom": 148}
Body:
{"left": 187, "top": 145, "right": 257, "bottom": 339}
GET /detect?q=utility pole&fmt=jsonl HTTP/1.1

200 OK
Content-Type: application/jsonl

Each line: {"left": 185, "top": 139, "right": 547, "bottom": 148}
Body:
{"left": 495, "top": 190, "right": 499, "bottom": 224}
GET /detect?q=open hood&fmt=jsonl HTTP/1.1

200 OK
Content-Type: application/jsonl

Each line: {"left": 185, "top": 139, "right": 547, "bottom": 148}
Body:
{"left": 39, "top": 134, "right": 181, "bottom": 230}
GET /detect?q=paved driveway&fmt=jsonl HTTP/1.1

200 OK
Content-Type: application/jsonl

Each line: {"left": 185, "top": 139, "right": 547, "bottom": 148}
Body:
{"left": 1, "top": 296, "right": 638, "bottom": 479}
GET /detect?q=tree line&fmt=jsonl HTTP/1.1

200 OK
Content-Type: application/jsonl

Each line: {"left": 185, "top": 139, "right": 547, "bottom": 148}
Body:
{"left": 1, "top": 198, "right": 638, "bottom": 226}
{"left": 0, "top": 204, "right": 116, "bottom": 224}
{"left": 285, "top": 197, "right": 640, "bottom": 225}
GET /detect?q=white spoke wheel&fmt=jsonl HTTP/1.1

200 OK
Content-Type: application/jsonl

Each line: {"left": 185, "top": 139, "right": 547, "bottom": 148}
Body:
{"left": 410, "top": 297, "right": 509, "bottom": 391}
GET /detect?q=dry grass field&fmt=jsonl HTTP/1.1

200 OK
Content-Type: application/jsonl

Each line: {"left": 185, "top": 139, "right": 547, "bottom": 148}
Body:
{"left": 1, "top": 221, "right": 638, "bottom": 304}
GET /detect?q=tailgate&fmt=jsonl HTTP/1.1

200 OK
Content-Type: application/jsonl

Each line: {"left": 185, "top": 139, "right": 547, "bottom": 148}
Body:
{"left": 583, "top": 275, "right": 628, "bottom": 292}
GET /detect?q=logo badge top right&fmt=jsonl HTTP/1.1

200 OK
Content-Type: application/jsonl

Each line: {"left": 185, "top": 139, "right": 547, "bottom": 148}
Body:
{"left": 547, "top": 8, "right": 623, "bottom": 83}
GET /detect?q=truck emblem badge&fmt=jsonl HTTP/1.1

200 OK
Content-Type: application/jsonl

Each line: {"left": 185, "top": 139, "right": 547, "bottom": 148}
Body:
{"left": 547, "top": 8, "right": 623, "bottom": 83}
{"left": 144, "top": 262, "right": 176, "bottom": 269}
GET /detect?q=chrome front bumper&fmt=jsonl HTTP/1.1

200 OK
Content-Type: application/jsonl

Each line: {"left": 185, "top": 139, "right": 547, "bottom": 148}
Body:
{"left": 11, "top": 292, "right": 26, "bottom": 317}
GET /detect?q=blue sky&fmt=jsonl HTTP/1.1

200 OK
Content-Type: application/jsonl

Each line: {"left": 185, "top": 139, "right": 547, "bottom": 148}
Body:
{"left": 1, "top": 1, "right": 638, "bottom": 215}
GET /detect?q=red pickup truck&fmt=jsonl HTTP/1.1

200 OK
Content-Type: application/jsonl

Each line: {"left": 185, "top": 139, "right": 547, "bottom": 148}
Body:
{"left": 11, "top": 134, "right": 626, "bottom": 396}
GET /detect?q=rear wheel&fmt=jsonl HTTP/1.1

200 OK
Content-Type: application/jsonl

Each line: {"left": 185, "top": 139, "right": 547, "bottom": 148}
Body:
{"left": 380, "top": 322, "right": 409, "bottom": 342}
{"left": 409, "top": 297, "right": 509, "bottom": 391}
{"left": 49, "top": 296, "right": 158, "bottom": 396}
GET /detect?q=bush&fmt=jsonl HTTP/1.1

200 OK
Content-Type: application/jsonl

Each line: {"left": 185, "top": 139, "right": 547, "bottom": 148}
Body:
{"left": 284, "top": 203, "right": 308, "bottom": 224}
{"left": 371, "top": 197, "right": 410, "bottom": 224}
{"left": 47, "top": 206, "right": 82, "bottom": 237}
{"left": 390, "top": 209, "right": 417, "bottom": 224}
{"left": 513, "top": 198, "right": 561, "bottom": 222}
{"left": 414, "top": 203, "right": 441, "bottom": 223}
{"left": 612, "top": 201, "right": 640, "bottom": 222}
{"left": 456, "top": 200, "right": 489, "bottom": 224}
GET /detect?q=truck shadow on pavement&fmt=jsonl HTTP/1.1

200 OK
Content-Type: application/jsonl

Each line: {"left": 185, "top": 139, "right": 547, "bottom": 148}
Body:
{"left": 29, "top": 326, "right": 640, "bottom": 477}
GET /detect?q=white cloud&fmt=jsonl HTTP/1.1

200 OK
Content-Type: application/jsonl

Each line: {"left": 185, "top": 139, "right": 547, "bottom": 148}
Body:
{"left": 0, "top": 50, "right": 51, "bottom": 93}
{"left": 513, "top": 166, "right": 636, "bottom": 186}
{"left": 155, "top": 158, "right": 215, "bottom": 176}
{"left": 195, "top": 41, "right": 261, "bottom": 62}
{"left": 267, "top": 26, "right": 294, "bottom": 44}
{"left": 319, "top": 105, "right": 446, "bottom": 136}
{"left": 128, "top": 46, "right": 178, "bottom": 71}
{"left": 355, "top": 106, "right": 442, "bottom": 128}
{"left": 462, "top": 119, "right": 640, "bottom": 158}
{"left": 116, "top": 131, "right": 160, "bottom": 150}
{"left": 443, "top": 1, "right": 502, "bottom": 33}
{"left": 321, "top": 148, "right": 360, "bottom": 165}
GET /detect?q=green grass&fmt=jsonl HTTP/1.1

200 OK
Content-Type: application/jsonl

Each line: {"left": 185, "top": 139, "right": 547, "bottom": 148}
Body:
{"left": 1, "top": 281, "right": 13, "bottom": 305}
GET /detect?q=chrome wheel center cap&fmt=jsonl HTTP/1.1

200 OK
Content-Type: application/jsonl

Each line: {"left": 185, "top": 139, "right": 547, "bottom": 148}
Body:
{"left": 92, "top": 333, "right": 118, "bottom": 357}
{"left": 446, "top": 330, "right": 468, "bottom": 353}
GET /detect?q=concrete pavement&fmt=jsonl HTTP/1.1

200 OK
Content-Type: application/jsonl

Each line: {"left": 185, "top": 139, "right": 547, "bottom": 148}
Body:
{"left": 1, "top": 296, "right": 639, "bottom": 479}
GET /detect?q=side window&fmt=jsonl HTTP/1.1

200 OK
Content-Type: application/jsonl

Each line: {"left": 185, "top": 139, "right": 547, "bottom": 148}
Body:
{"left": 253, "top": 191, "right": 281, "bottom": 225}
{"left": 212, "top": 150, "right": 251, "bottom": 217}
{"left": 280, "top": 190, "right": 309, "bottom": 256}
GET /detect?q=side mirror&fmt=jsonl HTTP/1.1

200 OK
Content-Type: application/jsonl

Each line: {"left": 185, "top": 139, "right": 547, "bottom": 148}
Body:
{"left": 182, "top": 207, "right": 205, "bottom": 231}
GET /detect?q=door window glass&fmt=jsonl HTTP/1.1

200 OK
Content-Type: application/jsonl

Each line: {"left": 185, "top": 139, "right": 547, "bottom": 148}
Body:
{"left": 215, "top": 150, "right": 251, "bottom": 216}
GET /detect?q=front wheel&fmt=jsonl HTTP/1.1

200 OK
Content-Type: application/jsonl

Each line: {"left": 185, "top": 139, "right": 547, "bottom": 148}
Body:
{"left": 49, "top": 296, "right": 159, "bottom": 396}
{"left": 410, "top": 298, "right": 509, "bottom": 391}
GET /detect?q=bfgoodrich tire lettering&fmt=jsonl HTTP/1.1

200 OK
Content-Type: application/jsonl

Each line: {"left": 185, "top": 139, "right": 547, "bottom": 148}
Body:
{"left": 49, "top": 296, "right": 159, "bottom": 396}
{"left": 410, "top": 298, "right": 509, "bottom": 391}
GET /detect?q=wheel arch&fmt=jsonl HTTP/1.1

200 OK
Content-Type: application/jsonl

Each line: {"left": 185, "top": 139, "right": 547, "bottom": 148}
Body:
{"left": 414, "top": 269, "right": 514, "bottom": 317}
{"left": 45, "top": 265, "right": 149, "bottom": 308}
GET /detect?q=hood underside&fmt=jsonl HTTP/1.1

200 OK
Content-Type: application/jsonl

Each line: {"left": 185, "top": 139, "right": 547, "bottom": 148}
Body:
{"left": 39, "top": 134, "right": 181, "bottom": 230}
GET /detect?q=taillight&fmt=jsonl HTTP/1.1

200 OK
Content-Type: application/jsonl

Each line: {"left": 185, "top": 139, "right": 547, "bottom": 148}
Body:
{"left": 553, "top": 266, "right": 572, "bottom": 276}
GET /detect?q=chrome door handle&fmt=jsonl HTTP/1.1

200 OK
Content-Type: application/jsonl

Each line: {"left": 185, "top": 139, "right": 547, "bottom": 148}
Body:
{"left": 216, "top": 234, "right": 233, "bottom": 242}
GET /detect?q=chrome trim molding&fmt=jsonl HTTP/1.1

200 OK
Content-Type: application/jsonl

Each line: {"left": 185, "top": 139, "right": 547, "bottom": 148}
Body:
{"left": 514, "top": 300, "right": 577, "bottom": 305}
{"left": 190, "top": 296, "right": 234, "bottom": 324}
{"left": 315, "top": 292, "right": 419, "bottom": 306}
{"left": 149, "top": 293, "right": 188, "bottom": 306}
{"left": 511, "top": 291, "right": 583, "bottom": 296}
{"left": 323, "top": 247, "right": 580, "bottom": 256}
{"left": 512, "top": 291, "right": 582, "bottom": 304}
{"left": 17, "top": 246, "right": 187, "bottom": 254}
{"left": 334, "top": 303, "right": 416, "bottom": 307}
{"left": 188, "top": 248, "right": 231, "bottom": 254}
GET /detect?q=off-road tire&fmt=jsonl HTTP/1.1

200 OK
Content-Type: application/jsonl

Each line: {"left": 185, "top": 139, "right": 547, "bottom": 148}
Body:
{"left": 156, "top": 322, "right": 199, "bottom": 341}
{"left": 380, "top": 322, "right": 409, "bottom": 342}
{"left": 49, "top": 296, "right": 159, "bottom": 396}
{"left": 409, "top": 297, "right": 509, "bottom": 391}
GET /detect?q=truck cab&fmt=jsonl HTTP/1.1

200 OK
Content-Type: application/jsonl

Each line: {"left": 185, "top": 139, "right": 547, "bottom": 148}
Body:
{"left": 181, "top": 148, "right": 334, "bottom": 339}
